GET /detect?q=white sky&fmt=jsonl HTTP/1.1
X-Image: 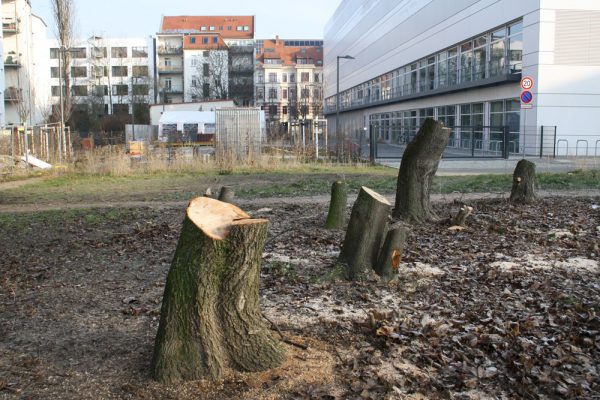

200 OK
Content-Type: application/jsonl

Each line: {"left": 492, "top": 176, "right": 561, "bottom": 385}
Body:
{"left": 34, "top": 0, "right": 343, "bottom": 39}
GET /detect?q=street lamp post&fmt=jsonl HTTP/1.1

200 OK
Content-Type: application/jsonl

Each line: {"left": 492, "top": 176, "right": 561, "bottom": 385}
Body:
{"left": 336, "top": 55, "right": 354, "bottom": 160}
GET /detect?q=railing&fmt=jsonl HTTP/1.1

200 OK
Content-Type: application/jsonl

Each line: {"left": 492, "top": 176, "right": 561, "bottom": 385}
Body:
{"left": 325, "top": 62, "right": 522, "bottom": 114}
{"left": 157, "top": 46, "right": 183, "bottom": 55}
{"left": 2, "top": 18, "right": 18, "bottom": 33}
{"left": 158, "top": 65, "right": 183, "bottom": 73}
{"left": 163, "top": 86, "right": 184, "bottom": 94}
{"left": 4, "top": 57, "right": 21, "bottom": 67}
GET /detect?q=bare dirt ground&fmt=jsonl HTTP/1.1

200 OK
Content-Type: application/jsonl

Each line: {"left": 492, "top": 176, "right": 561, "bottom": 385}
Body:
{"left": 1, "top": 194, "right": 599, "bottom": 399}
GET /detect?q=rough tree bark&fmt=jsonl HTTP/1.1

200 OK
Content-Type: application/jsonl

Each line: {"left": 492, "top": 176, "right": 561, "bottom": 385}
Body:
{"left": 152, "top": 197, "right": 285, "bottom": 384}
{"left": 510, "top": 159, "right": 536, "bottom": 204}
{"left": 325, "top": 181, "right": 348, "bottom": 230}
{"left": 451, "top": 205, "right": 474, "bottom": 227}
{"left": 374, "top": 226, "right": 409, "bottom": 281}
{"left": 337, "top": 187, "right": 391, "bottom": 280}
{"left": 393, "top": 118, "right": 451, "bottom": 223}
{"left": 218, "top": 186, "right": 235, "bottom": 203}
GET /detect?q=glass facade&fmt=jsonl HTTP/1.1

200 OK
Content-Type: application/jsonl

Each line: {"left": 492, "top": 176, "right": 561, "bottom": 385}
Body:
{"left": 326, "top": 20, "right": 523, "bottom": 112}
{"left": 369, "top": 98, "right": 520, "bottom": 154}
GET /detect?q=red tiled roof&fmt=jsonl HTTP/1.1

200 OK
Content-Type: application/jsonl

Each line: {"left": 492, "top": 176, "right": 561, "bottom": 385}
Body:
{"left": 161, "top": 16, "right": 254, "bottom": 39}
{"left": 183, "top": 34, "right": 229, "bottom": 50}
{"left": 256, "top": 38, "right": 323, "bottom": 66}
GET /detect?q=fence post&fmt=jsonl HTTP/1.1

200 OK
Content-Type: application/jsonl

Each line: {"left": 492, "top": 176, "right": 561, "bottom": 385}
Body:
{"left": 369, "top": 123, "right": 375, "bottom": 164}
{"left": 553, "top": 126, "right": 557, "bottom": 158}
{"left": 471, "top": 128, "right": 475, "bottom": 158}
{"left": 503, "top": 126, "right": 509, "bottom": 160}
{"left": 540, "top": 125, "right": 544, "bottom": 158}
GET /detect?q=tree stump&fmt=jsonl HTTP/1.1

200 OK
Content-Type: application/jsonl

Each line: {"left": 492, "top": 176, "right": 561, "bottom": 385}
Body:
{"left": 203, "top": 187, "right": 214, "bottom": 198}
{"left": 337, "top": 186, "right": 391, "bottom": 280}
{"left": 451, "top": 205, "right": 474, "bottom": 227}
{"left": 152, "top": 197, "right": 285, "bottom": 384}
{"left": 218, "top": 186, "right": 235, "bottom": 203}
{"left": 374, "top": 226, "right": 409, "bottom": 281}
{"left": 510, "top": 160, "right": 536, "bottom": 204}
{"left": 325, "top": 181, "right": 348, "bottom": 230}
{"left": 393, "top": 118, "right": 451, "bottom": 223}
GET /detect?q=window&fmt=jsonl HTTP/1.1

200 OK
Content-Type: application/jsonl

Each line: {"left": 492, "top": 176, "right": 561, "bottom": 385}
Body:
{"left": 132, "top": 84, "right": 149, "bottom": 95}
{"left": 71, "top": 48, "right": 86, "bottom": 59}
{"left": 92, "top": 66, "right": 108, "bottom": 78}
{"left": 314, "top": 73, "right": 320, "bottom": 83}
{"left": 203, "top": 83, "right": 210, "bottom": 98}
{"left": 112, "top": 66, "right": 128, "bottom": 77}
{"left": 508, "top": 21, "right": 523, "bottom": 73}
{"left": 268, "top": 73, "right": 277, "bottom": 83}
{"left": 51, "top": 86, "right": 60, "bottom": 96}
{"left": 132, "top": 47, "right": 148, "bottom": 57}
{"left": 268, "top": 88, "right": 277, "bottom": 99}
{"left": 301, "top": 72, "right": 310, "bottom": 82}
{"left": 71, "top": 85, "right": 88, "bottom": 96}
{"left": 282, "top": 89, "right": 287, "bottom": 99}
{"left": 269, "top": 104, "right": 277, "bottom": 115}
{"left": 203, "top": 51, "right": 209, "bottom": 57}
{"left": 282, "top": 73, "right": 287, "bottom": 83}
{"left": 201, "top": 26, "right": 207, "bottom": 31}
{"left": 132, "top": 65, "right": 148, "bottom": 77}
{"left": 212, "top": 37, "right": 218, "bottom": 44}
{"left": 112, "top": 84, "right": 129, "bottom": 96}
{"left": 289, "top": 73, "right": 296, "bottom": 83}
{"left": 228, "top": 26, "right": 232, "bottom": 30}
{"left": 219, "top": 26, "right": 223, "bottom": 30}
{"left": 71, "top": 66, "right": 87, "bottom": 78}
{"left": 91, "top": 47, "right": 107, "bottom": 58}
{"left": 50, "top": 67, "right": 59, "bottom": 78}
{"left": 203, "top": 37, "right": 208, "bottom": 44}
{"left": 301, "top": 88, "right": 310, "bottom": 99}
{"left": 244, "top": 26, "right": 250, "bottom": 31}
{"left": 282, "top": 106, "right": 288, "bottom": 115}
{"left": 190, "top": 37, "right": 196, "bottom": 44}
{"left": 203, "top": 63, "right": 209, "bottom": 77}
{"left": 50, "top": 48, "right": 59, "bottom": 59}
{"left": 209, "top": 26, "right": 215, "bottom": 31}
{"left": 113, "top": 104, "right": 129, "bottom": 114}
{"left": 237, "top": 26, "right": 243, "bottom": 31}
{"left": 92, "top": 85, "right": 108, "bottom": 96}
{"left": 111, "top": 47, "right": 127, "bottom": 58}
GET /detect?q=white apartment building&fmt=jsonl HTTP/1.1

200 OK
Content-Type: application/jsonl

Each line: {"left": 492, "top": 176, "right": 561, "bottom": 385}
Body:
{"left": 1, "top": 0, "right": 50, "bottom": 127}
{"left": 324, "top": 0, "right": 600, "bottom": 157}
{"left": 48, "top": 36, "right": 154, "bottom": 118}
{"left": 155, "top": 16, "right": 255, "bottom": 106}
{"left": 255, "top": 38, "right": 324, "bottom": 132}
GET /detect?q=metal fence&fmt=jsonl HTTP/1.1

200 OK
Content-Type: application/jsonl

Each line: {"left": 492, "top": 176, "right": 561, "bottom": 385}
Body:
{"left": 366, "top": 123, "right": 600, "bottom": 161}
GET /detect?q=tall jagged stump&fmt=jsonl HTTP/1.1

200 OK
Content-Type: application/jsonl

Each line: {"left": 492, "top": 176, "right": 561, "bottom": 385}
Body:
{"left": 152, "top": 197, "right": 285, "bottom": 384}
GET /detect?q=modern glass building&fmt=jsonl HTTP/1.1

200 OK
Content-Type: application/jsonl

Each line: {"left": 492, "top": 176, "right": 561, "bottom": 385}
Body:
{"left": 324, "top": 0, "right": 600, "bottom": 157}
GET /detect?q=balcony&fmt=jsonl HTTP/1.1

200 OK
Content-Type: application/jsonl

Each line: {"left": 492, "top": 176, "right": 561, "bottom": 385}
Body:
{"left": 163, "top": 86, "right": 184, "bottom": 94}
{"left": 4, "top": 56, "right": 21, "bottom": 68}
{"left": 325, "top": 62, "right": 522, "bottom": 115}
{"left": 158, "top": 65, "right": 183, "bottom": 74}
{"left": 2, "top": 18, "right": 18, "bottom": 34}
{"left": 158, "top": 46, "right": 183, "bottom": 55}
{"left": 4, "top": 87, "right": 22, "bottom": 102}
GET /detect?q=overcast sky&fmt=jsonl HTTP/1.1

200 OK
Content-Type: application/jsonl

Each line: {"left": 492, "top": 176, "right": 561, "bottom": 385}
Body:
{"left": 34, "top": 0, "right": 342, "bottom": 39}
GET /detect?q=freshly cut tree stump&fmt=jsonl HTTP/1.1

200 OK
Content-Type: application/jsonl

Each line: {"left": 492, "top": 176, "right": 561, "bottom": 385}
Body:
{"left": 393, "top": 118, "right": 451, "bottom": 223}
{"left": 218, "top": 186, "right": 235, "bottom": 203}
{"left": 451, "top": 205, "right": 474, "bottom": 227}
{"left": 152, "top": 197, "right": 285, "bottom": 384}
{"left": 337, "top": 186, "right": 391, "bottom": 280}
{"left": 510, "top": 159, "right": 536, "bottom": 204}
{"left": 325, "top": 181, "right": 348, "bottom": 230}
{"left": 374, "top": 226, "right": 409, "bottom": 281}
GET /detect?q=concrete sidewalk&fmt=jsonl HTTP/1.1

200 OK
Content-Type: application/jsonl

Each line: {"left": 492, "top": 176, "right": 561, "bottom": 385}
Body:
{"left": 379, "top": 157, "right": 600, "bottom": 175}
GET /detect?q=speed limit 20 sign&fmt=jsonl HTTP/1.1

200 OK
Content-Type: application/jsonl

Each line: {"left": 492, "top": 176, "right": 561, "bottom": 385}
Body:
{"left": 521, "top": 76, "right": 534, "bottom": 90}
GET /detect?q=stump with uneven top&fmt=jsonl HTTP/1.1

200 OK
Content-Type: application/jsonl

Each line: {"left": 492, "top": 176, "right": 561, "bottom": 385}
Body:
{"left": 152, "top": 197, "right": 285, "bottom": 384}
{"left": 337, "top": 186, "right": 391, "bottom": 280}
{"left": 325, "top": 181, "right": 348, "bottom": 230}
{"left": 510, "top": 159, "right": 536, "bottom": 204}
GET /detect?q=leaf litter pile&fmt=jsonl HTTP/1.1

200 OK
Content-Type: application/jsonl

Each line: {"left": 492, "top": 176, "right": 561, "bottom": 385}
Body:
{"left": 0, "top": 195, "right": 599, "bottom": 399}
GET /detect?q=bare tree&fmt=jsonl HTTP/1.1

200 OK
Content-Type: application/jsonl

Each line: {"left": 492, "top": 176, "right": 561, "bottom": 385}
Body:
{"left": 51, "top": 0, "right": 75, "bottom": 122}
{"left": 190, "top": 51, "right": 228, "bottom": 101}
